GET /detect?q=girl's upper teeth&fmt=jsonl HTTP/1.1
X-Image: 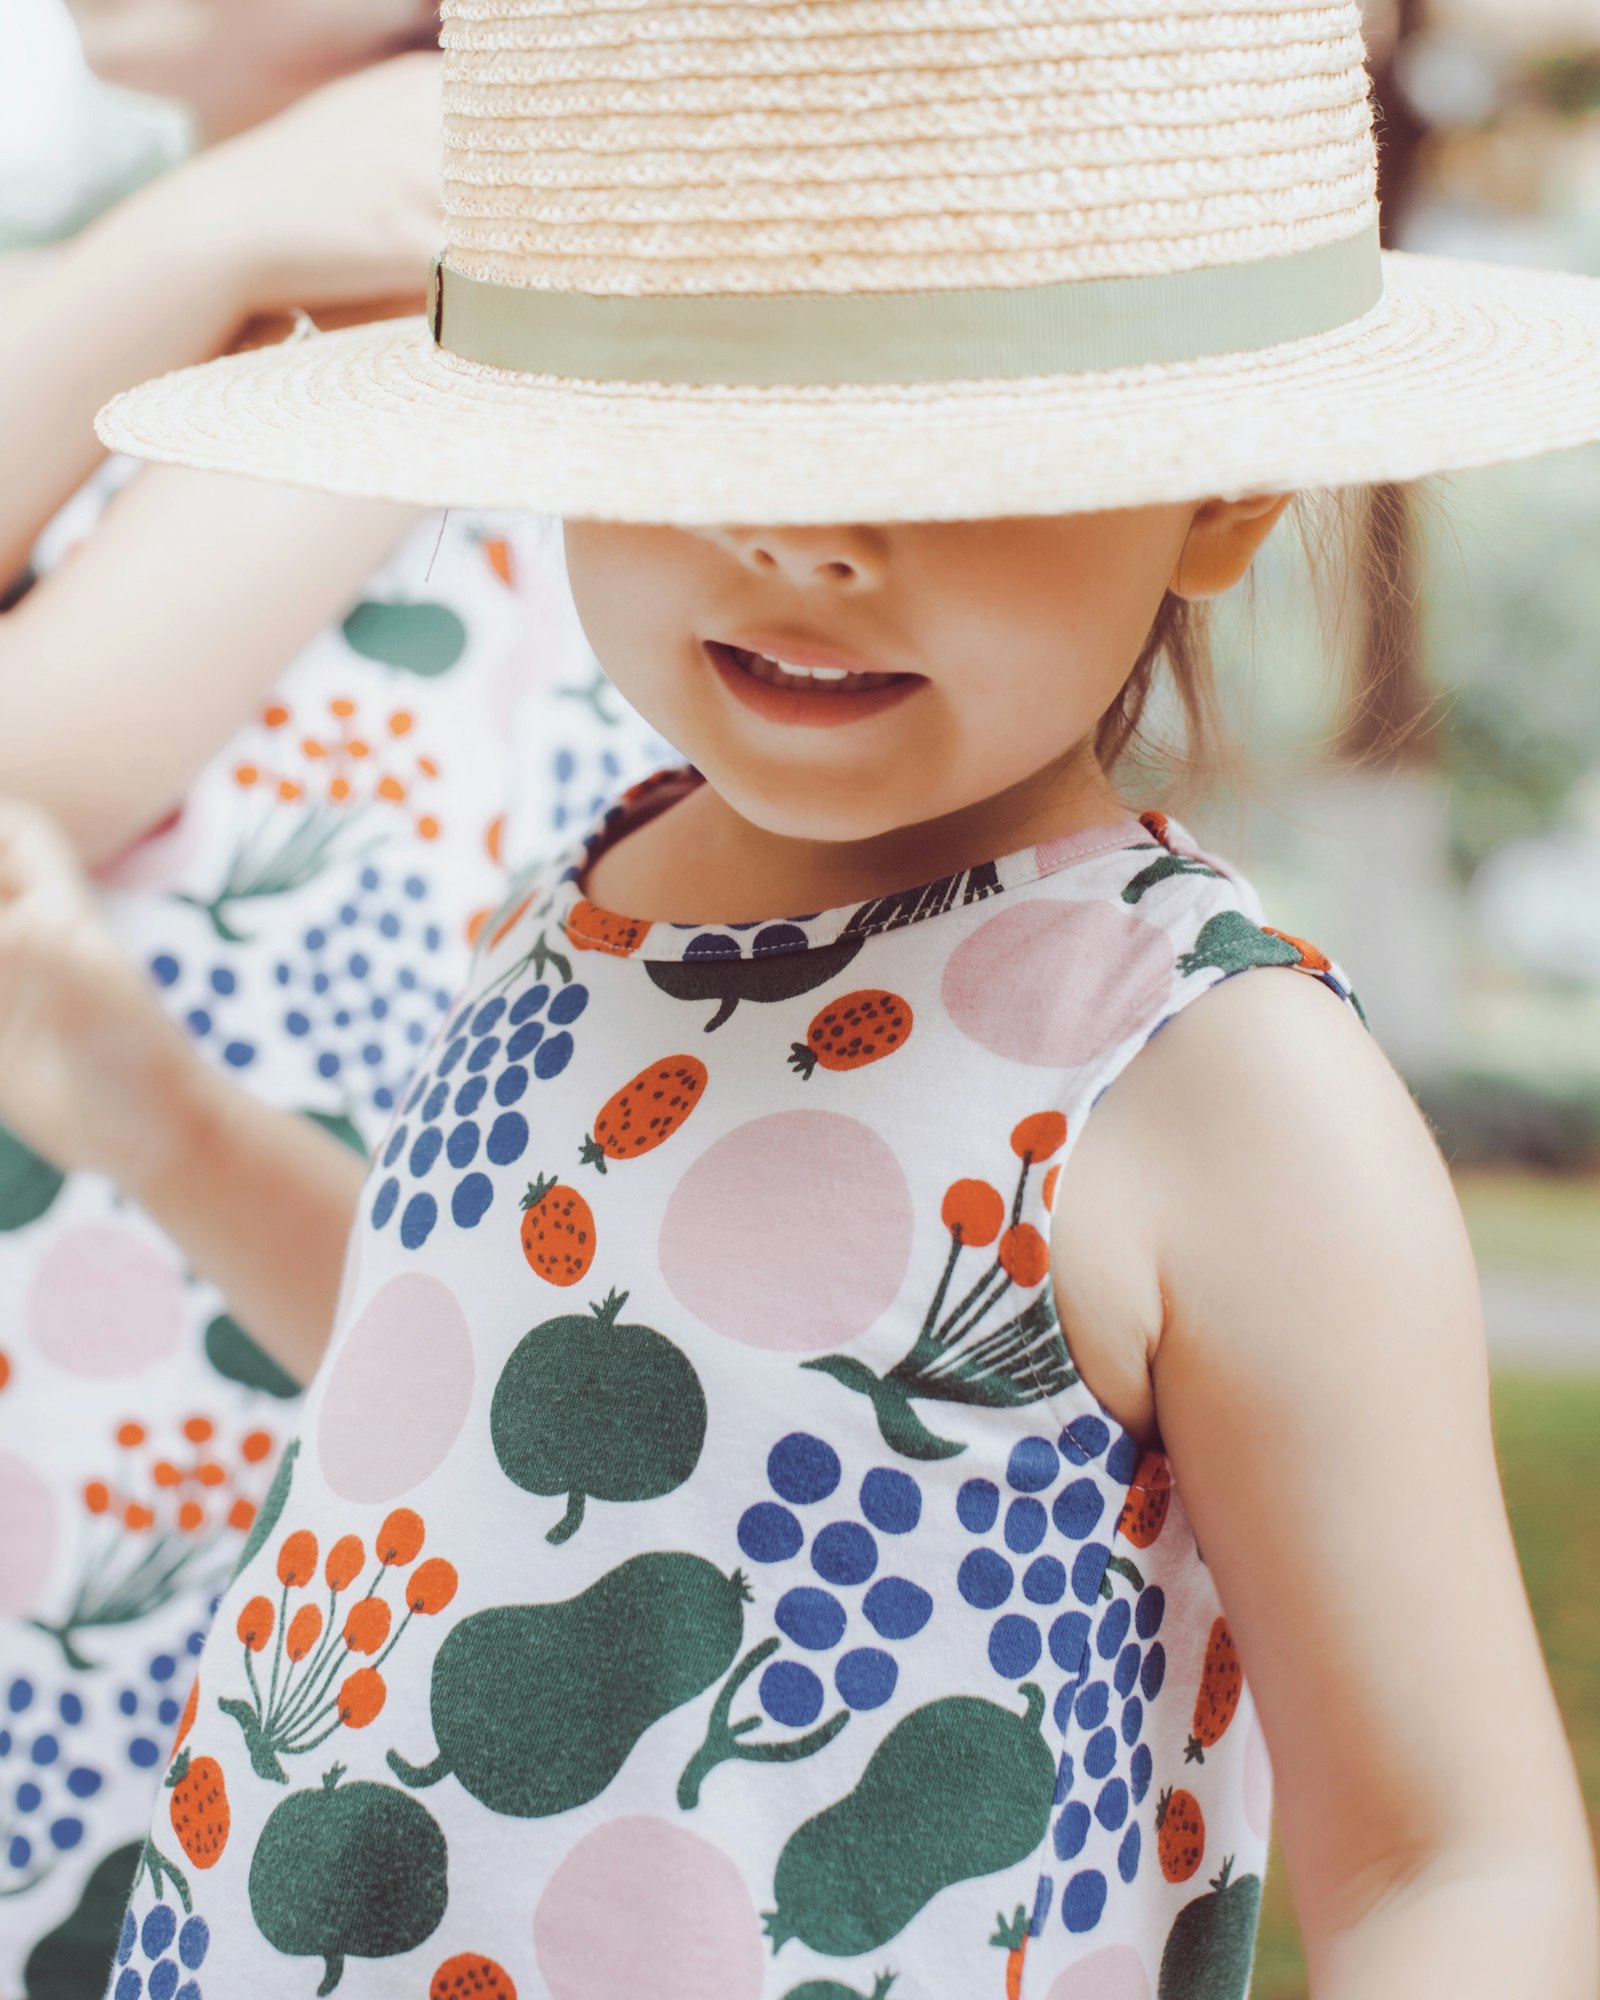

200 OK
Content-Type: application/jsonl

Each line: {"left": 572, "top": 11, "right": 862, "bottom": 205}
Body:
{"left": 774, "top": 659, "right": 849, "bottom": 681}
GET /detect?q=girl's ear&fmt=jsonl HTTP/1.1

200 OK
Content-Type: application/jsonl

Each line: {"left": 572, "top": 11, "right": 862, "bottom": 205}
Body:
{"left": 1169, "top": 492, "right": 1292, "bottom": 600}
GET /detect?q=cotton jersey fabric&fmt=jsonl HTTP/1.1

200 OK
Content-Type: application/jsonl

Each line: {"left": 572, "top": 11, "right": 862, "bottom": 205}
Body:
{"left": 106, "top": 769, "right": 1357, "bottom": 2000}
{"left": 0, "top": 499, "right": 667, "bottom": 1998}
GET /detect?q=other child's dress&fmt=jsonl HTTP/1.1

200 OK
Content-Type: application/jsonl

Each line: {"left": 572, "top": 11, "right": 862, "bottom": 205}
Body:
{"left": 0, "top": 503, "right": 666, "bottom": 1997}
{"left": 107, "top": 770, "right": 1356, "bottom": 2000}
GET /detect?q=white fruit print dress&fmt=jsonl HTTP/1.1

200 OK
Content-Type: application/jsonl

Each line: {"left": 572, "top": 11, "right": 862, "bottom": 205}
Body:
{"left": 0, "top": 499, "right": 668, "bottom": 2000}
{"left": 105, "top": 767, "right": 1361, "bottom": 2000}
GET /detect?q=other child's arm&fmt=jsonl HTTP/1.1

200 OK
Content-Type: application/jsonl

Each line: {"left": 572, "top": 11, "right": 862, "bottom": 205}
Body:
{"left": 1055, "top": 968, "right": 1598, "bottom": 2000}
{"left": 0, "top": 800, "right": 362, "bottom": 1384}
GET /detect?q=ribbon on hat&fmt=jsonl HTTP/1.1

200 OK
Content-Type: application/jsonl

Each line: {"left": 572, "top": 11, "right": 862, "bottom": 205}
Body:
{"left": 429, "top": 222, "right": 1383, "bottom": 386}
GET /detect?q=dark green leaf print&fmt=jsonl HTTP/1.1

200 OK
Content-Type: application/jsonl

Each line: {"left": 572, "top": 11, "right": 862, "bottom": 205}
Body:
{"left": 387, "top": 1553, "right": 748, "bottom": 1817}
{"left": 763, "top": 1684, "right": 1054, "bottom": 1958}
{"left": 204, "top": 1313, "right": 300, "bottom": 1399}
{"left": 783, "top": 1978, "right": 897, "bottom": 2000}
{"left": 1174, "top": 911, "right": 1302, "bottom": 978}
{"left": 249, "top": 1765, "right": 448, "bottom": 1995}
{"left": 490, "top": 1288, "right": 706, "bottom": 1544}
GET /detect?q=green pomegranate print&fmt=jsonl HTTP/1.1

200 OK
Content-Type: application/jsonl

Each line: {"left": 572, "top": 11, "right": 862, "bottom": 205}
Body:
{"left": 249, "top": 1764, "right": 447, "bottom": 1995}
{"left": 23, "top": 1842, "right": 143, "bottom": 2000}
{"left": 341, "top": 600, "right": 468, "bottom": 677}
{"left": 204, "top": 1312, "right": 299, "bottom": 1399}
{"left": 764, "top": 1684, "right": 1054, "bottom": 1958}
{"left": 1175, "top": 911, "right": 1302, "bottom": 979}
{"left": 0, "top": 1121, "right": 65, "bottom": 1232}
{"left": 388, "top": 1552, "right": 748, "bottom": 1817}
{"left": 489, "top": 1288, "right": 707, "bottom": 1545}
{"left": 783, "top": 1979, "right": 897, "bottom": 2000}
{"left": 232, "top": 1437, "right": 298, "bottom": 1581}
{"left": 1157, "top": 1856, "right": 1263, "bottom": 2000}
{"left": 646, "top": 936, "right": 865, "bottom": 1032}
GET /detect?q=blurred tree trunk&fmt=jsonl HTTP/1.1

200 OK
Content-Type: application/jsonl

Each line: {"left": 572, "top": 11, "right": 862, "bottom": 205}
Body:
{"left": 1341, "top": 0, "right": 1437, "bottom": 766}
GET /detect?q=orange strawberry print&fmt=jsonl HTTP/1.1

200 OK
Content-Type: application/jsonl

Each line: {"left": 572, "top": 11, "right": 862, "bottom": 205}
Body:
{"left": 520, "top": 1176, "right": 597, "bottom": 1285}
{"left": 1186, "top": 1615, "right": 1244, "bottom": 1762}
{"left": 581, "top": 1057, "right": 708, "bottom": 1172}
{"left": 171, "top": 1677, "right": 199, "bottom": 1758}
{"left": 1115, "top": 1450, "right": 1173, "bottom": 1548}
{"left": 1155, "top": 1785, "right": 1205, "bottom": 1881}
{"left": 998, "top": 1222, "right": 1050, "bottom": 1287}
{"left": 432, "top": 1954, "right": 518, "bottom": 2000}
{"left": 564, "top": 898, "right": 652, "bottom": 956}
{"left": 167, "top": 1749, "right": 230, "bottom": 1868}
{"left": 789, "top": 989, "right": 912, "bottom": 1079}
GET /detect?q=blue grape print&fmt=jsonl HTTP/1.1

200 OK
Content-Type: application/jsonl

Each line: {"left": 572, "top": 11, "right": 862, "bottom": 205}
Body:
{"left": 951, "top": 1417, "right": 1173, "bottom": 1937}
{"left": 0, "top": 1677, "right": 104, "bottom": 1891}
{"left": 367, "top": 938, "right": 591, "bottom": 1249}
{"left": 680, "top": 1433, "right": 938, "bottom": 1808}
{"left": 114, "top": 1894, "right": 210, "bottom": 2000}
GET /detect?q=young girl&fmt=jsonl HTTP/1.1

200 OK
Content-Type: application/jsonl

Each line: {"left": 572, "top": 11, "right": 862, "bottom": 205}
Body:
{"left": 19, "top": 0, "right": 1600, "bottom": 1993}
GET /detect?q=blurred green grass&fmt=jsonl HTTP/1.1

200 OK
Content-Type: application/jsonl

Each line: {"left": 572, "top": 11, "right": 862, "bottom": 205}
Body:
{"left": 1250, "top": 1371, "right": 1600, "bottom": 1997}
{"left": 1455, "top": 1171, "right": 1600, "bottom": 1280}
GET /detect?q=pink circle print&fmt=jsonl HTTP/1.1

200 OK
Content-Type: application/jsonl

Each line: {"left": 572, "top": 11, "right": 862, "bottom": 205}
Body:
{"left": 535, "top": 1815, "right": 764, "bottom": 2000}
{"left": 317, "top": 1274, "right": 474, "bottom": 1503}
{"left": 1047, "top": 1943, "right": 1153, "bottom": 2000}
{"left": 25, "top": 1225, "right": 185, "bottom": 1377}
{"left": 0, "top": 1453, "right": 60, "bottom": 1617}
{"left": 658, "top": 1110, "right": 913, "bottom": 1352}
{"left": 943, "top": 899, "right": 1174, "bottom": 1069}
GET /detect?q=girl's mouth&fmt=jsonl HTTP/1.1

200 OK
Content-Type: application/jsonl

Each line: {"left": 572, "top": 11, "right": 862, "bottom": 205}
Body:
{"left": 704, "top": 640, "right": 925, "bottom": 729}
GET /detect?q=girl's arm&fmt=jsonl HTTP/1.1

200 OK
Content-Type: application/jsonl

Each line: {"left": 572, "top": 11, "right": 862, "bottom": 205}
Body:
{"left": 0, "top": 57, "right": 441, "bottom": 861}
{"left": 1057, "top": 968, "right": 1597, "bottom": 1999}
{"left": 0, "top": 52, "right": 441, "bottom": 582}
{"left": 0, "top": 800, "right": 361, "bottom": 1385}
{"left": 2, "top": 467, "right": 416, "bottom": 863}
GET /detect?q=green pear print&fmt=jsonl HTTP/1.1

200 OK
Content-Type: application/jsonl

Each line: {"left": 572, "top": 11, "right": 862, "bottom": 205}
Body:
{"left": 388, "top": 1552, "right": 748, "bottom": 1817}
{"left": 490, "top": 1288, "right": 706, "bottom": 1544}
{"left": 1157, "top": 1856, "right": 1263, "bottom": 2000}
{"left": 249, "top": 1764, "right": 447, "bottom": 1995}
{"left": 23, "top": 1843, "right": 143, "bottom": 2000}
{"left": 764, "top": 1684, "right": 1055, "bottom": 1958}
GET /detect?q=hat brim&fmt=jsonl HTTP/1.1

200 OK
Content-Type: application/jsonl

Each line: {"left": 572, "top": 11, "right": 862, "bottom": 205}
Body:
{"left": 97, "top": 252, "right": 1600, "bottom": 523}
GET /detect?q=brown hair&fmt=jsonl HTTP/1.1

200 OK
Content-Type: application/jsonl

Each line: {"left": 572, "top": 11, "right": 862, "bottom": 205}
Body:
{"left": 1095, "top": 486, "right": 1435, "bottom": 802}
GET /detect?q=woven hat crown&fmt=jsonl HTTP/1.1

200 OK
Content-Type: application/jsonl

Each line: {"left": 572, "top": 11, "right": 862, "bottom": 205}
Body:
{"left": 441, "top": 0, "right": 1379, "bottom": 300}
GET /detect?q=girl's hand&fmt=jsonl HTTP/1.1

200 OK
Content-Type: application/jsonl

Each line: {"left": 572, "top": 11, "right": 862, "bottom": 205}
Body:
{"left": 0, "top": 798, "right": 195, "bottom": 1191}
{"left": 148, "top": 52, "right": 445, "bottom": 320}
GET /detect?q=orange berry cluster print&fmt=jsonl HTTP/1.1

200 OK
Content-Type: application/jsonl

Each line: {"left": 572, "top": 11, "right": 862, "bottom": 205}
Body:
{"left": 237, "top": 695, "right": 443, "bottom": 838}
{"left": 224, "top": 1508, "right": 458, "bottom": 1782}
{"left": 806, "top": 1108, "right": 1075, "bottom": 1460}
{"left": 581, "top": 1057, "right": 708, "bottom": 1172}
{"left": 789, "top": 988, "right": 913, "bottom": 1080}
{"left": 520, "top": 1175, "right": 597, "bottom": 1285}
{"left": 33, "top": 1415, "right": 275, "bottom": 1670}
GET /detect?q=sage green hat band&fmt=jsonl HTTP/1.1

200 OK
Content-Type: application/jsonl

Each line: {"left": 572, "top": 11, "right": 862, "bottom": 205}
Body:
{"left": 430, "top": 223, "right": 1383, "bottom": 387}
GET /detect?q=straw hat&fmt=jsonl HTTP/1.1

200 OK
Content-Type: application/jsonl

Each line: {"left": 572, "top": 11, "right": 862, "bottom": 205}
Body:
{"left": 98, "top": 0, "right": 1600, "bottom": 524}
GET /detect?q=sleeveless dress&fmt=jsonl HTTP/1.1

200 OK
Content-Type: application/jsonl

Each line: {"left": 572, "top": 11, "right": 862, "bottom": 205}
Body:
{"left": 0, "top": 499, "right": 667, "bottom": 1999}
{"left": 104, "top": 769, "right": 1356, "bottom": 2000}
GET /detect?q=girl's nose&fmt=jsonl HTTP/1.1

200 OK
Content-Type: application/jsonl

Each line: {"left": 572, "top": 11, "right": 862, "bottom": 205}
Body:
{"left": 708, "top": 524, "right": 888, "bottom": 591}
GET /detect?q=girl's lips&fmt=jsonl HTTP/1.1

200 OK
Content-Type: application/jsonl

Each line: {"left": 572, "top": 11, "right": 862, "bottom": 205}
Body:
{"left": 704, "top": 640, "right": 925, "bottom": 730}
